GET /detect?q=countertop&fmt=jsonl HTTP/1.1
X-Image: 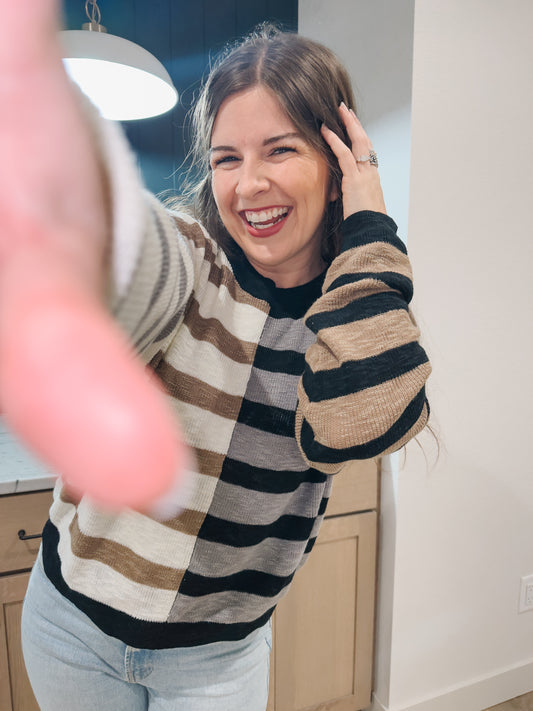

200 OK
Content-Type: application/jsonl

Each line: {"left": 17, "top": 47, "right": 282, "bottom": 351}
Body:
{"left": 0, "top": 419, "right": 56, "bottom": 495}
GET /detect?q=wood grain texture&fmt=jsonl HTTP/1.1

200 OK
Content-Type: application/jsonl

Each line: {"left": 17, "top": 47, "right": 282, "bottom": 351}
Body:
{"left": 484, "top": 692, "right": 533, "bottom": 711}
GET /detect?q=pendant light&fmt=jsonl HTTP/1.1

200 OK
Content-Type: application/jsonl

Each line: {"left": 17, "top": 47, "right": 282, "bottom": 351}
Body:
{"left": 60, "top": 1, "right": 178, "bottom": 121}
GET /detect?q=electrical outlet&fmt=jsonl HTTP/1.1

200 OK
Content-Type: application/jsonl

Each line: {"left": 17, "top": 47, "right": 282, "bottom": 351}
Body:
{"left": 519, "top": 575, "right": 533, "bottom": 613}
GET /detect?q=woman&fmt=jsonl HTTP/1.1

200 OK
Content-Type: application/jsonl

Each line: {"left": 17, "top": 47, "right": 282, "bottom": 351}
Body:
{"left": 0, "top": 3, "right": 430, "bottom": 710}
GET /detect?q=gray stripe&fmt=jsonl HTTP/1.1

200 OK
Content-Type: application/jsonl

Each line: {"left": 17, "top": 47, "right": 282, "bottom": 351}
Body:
{"left": 228, "top": 423, "right": 307, "bottom": 471}
{"left": 208, "top": 480, "right": 326, "bottom": 525}
{"left": 245, "top": 368, "right": 300, "bottom": 409}
{"left": 169, "top": 588, "right": 287, "bottom": 624}
{"left": 187, "top": 536, "right": 310, "bottom": 578}
{"left": 259, "top": 315, "right": 316, "bottom": 352}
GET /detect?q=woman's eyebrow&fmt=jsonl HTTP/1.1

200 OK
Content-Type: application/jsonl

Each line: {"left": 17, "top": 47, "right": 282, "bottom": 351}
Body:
{"left": 210, "top": 132, "right": 301, "bottom": 153}
{"left": 263, "top": 132, "right": 301, "bottom": 146}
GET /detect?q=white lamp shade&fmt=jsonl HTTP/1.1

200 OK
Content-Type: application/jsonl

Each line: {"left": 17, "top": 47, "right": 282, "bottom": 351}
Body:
{"left": 60, "top": 30, "right": 178, "bottom": 121}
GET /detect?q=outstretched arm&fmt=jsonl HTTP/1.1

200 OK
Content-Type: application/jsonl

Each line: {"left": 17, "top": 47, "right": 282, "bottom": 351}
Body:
{"left": 0, "top": 0, "right": 188, "bottom": 514}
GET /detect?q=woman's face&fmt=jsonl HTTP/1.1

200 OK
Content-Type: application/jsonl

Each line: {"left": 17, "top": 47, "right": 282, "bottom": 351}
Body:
{"left": 209, "top": 87, "right": 336, "bottom": 288}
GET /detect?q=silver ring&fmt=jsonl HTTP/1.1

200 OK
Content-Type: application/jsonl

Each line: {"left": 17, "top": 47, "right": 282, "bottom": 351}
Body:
{"left": 356, "top": 150, "right": 378, "bottom": 167}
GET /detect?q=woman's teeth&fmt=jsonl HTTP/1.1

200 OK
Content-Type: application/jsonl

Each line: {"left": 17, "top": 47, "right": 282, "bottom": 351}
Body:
{"left": 244, "top": 207, "right": 288, "bottom": 228}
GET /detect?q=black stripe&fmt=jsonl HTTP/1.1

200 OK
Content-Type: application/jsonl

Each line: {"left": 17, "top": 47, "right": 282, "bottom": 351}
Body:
{"left": 237, "top": 398, "right": 295, "bottom": 436}
{"left": 318, "top": 496, "right": 329, "bottom": 517}
{"left": 179, "top": 569, "right": 293, "bottom": 597}
{"left": 302, "top": 341, "right": 429, "bottom": 402}
{"left": 340, "top": 211, "right": 407, "bottom": 254}
{"left": 326, "top": 271, "right": 413, "bottom": 302}
{"left": 41, "top": 521, "right": 276, "bottom": 649}
{"left": 199, "top": 514, "right": 316, "bottom": 546}
{"left": 253, "top": 344, "right": 306, "bottom": 375}
{"left": 306, "top": 291, "right": 408, "bottom": 332}
{"left": 304, "top": 536, "right": 318, "bottom": 555}
{"left": 300, "top": 387, "right": 428, "bottom": 462}
{"left": 220, "top": 458, "right": 327, "bottom": 493}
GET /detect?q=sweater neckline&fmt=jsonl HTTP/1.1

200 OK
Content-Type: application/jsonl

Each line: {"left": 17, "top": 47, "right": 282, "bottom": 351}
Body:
{"left": 228, "top": 250, "right": 326, "bottom": 319}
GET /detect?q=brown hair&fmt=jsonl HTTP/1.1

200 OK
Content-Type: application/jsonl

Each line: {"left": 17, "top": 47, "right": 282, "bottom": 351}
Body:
{"left": 178, "top": 25, "right": 356, "bottom": 262}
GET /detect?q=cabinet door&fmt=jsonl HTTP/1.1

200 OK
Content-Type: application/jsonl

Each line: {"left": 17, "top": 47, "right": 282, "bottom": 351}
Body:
{"left": 0, "top": 490, "right": 52, "bottom": 574}
{"left": 269, "top": 512, "right": 377, "bottom": 711}
{"left": 0, "top": 571, "right": 39, "bottom": 711}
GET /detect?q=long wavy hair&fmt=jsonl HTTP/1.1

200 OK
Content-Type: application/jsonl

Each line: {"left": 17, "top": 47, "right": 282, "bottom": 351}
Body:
{"left": 175, "top": 25, "right": 356, "bottom": 263}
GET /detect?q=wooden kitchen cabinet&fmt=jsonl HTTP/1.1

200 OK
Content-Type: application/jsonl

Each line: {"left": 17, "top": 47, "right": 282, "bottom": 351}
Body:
{"left": 0, "top": 489, "right": 53, "bottom": 711}
{"left": 267, "top": 460, "right": 379, "bottom": 711}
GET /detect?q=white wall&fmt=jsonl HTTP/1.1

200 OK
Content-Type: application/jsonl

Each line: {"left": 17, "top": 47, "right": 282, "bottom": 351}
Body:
{"left": 299, "top": 1, "right": 533, "bottom": 709}
{"left": 299, "top": 0, "right": 415, "bottom": 238}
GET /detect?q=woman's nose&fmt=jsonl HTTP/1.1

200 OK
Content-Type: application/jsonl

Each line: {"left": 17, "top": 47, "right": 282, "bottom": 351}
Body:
{"left": 235, "top": 159, "right": 269, "bottom": 198}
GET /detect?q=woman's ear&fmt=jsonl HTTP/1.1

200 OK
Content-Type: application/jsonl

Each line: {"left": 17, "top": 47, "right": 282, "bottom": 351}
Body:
{"left": 329, "top": 182, "right": 339, "bottom": 203}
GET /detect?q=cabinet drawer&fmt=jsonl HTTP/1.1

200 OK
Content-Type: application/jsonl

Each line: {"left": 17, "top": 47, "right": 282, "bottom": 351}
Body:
{"left": 327, "top": 459, "right": 379, "bottom": 517}
{"left": 0, "top": 490, "right": 53, "bottom": 574}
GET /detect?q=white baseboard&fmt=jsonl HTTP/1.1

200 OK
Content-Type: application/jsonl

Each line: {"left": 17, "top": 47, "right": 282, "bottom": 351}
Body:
{"left": 367, "top": 658, "right": 533, "bottom": 711}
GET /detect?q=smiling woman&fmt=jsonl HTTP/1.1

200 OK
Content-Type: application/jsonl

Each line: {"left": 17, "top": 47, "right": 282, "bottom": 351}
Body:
{"left": 209, "top": 87, "right": 336, "bottom": 287}
{"left": 1, "top": 9, "right": 431, "bottom": 710}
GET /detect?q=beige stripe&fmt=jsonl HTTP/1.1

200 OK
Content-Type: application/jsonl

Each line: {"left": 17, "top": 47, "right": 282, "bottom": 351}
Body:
{"left": 207, "top": 260, "right": 270, "bottom": 313}
{"left": 162, "top": 326, "right": 253, "bottom": 397}
{"left": 381, "top": 401, "right": 430, "bottom": 456}
{"left": 306, "top": 311, "right": 421, "bottom": 369}
{"left": 174, "top": 215, "right": 269, "bottom": 312}
{"left": 173, "top": 215, "right": 216, "bottom": 253}
{"left": 75, "top": 504, "right": 199, "bottom": 566}
{"left": 55, "top": 483, "right": 179, "bottom": 619}
{"left": 324, "top": 241, "right": 413, "bottom": 292}
{"left": 296, "top": 400, "right": 430, "bottom": 476}
{"left": 155, "top": 360, "right": 242, "bottom": 422}
{"left": 68, "top": 516, "right": 186, "bottom": 591}
{"left": 185, "top": 298, "right": 256, "bottom": 364}
{"left": 297, "top": 362, "right": 431, "bottom": 448}
{"left": 195, "top": 447, "right": 226, "bottom": 479}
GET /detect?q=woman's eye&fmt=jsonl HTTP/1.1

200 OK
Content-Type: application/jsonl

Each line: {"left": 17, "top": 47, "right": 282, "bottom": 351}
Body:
{"left": 271, "top": 146, "right": 296, "bottom": 156}
{"left": 211, "top": 155, "right": 239, "bottom": 167}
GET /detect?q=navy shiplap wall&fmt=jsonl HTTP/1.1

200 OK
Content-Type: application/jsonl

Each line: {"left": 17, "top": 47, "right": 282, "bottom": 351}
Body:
{"left": 62, "top": 1, "right": 298, "bottom": 195}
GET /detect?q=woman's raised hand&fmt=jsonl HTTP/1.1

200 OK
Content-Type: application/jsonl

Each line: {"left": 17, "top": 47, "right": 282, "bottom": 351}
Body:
{"left": 321, "top": 103, "right": 387, "bottom": 218}
{"left": 0, "top": 0, "right": 188, "bottom": 515}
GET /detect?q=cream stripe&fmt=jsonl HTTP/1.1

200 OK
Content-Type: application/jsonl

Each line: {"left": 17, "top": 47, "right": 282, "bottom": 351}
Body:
{"left": 196, "top": 278, "right": 268, "bottom": 341}
{"left": 176, "top": 400, "right": 238, "bottom": 453}
{"left": 59, "top": 553, "right": 177, "bottom": 621}
{"left": 166, "top": 327, "right": 253, "bottom": 397}
{"left": 53, "top": 503, "right": 179, "bottom": 618}
{"left": 71, "top": 474, "right": 217, "bottom": 569}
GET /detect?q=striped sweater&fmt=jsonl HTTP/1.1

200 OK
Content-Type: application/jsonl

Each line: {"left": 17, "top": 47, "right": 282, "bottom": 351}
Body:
{"left": 41, "top": 119, "right": 431, "bottom": 649}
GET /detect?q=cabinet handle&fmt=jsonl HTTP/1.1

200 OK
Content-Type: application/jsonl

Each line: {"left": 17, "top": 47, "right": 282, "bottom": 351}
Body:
{"left": 17, "top": 529, "right": 43, "bottom": 541}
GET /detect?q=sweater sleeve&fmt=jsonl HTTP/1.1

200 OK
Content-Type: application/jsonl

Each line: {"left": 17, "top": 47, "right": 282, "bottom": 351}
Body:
{"left": 86, "top": 106, "right": 195, "bottom": 362}
{"left": 295, "top": 210, "right": 431, "bottom": 471}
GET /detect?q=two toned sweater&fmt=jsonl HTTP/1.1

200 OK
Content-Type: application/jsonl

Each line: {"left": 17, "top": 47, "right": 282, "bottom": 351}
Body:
{"left": 41, "top": 116, "right": 431, "bottom": 649}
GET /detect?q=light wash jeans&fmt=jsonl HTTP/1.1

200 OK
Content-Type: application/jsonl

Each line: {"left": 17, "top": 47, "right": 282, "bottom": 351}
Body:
{"left": 21, "top": 556, "right": 272, "bottom": 711}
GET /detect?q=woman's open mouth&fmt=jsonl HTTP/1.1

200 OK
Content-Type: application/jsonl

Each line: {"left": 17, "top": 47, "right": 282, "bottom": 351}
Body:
{"left": 240, "top": 207, "right": 291, "bottom": 237}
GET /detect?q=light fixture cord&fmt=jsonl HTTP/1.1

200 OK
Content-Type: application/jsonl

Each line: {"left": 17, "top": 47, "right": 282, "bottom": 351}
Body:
{"left": 85, "top": 0, "right": 102, "bottom": 26}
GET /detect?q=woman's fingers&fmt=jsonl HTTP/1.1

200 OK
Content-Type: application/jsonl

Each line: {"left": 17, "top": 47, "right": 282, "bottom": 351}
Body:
{"left": 339, "top": 103, "right": 375, "bottom": 162}
{"left": 321, "top": 122, "right": 357, "bottom": 177}
{"left": 0, "top": 0, "right": 60, "bottom": 65}
{"left": 0, "top": 2, "right": 190, "bottom": 515}
{"left": 0, "top": 247, "right": 187, "bottom": 512}
{"left": 321, "top": 108, "right": 387, "bottom": 218}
